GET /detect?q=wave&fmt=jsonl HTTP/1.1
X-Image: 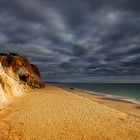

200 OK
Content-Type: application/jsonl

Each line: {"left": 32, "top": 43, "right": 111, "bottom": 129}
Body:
{"left": 75, "top": 88, "right": 140, "bottom": 105}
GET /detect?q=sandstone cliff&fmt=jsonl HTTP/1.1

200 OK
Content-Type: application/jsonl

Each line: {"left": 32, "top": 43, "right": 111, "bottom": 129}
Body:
{"left": 0, "top": 53, "right": 44, "bottom": 104}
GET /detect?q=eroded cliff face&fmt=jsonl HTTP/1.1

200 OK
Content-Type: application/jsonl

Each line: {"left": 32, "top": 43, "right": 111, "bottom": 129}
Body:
{"left": 0, "top": 53, "right": 44, "bottom": 104}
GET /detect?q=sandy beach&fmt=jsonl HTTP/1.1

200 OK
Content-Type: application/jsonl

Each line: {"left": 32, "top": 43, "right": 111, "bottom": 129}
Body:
{"left": 0, "top": 84, "right": 140, "bottom": 140}
{"left": 61, "top": 86, "right": 140, "bottom": 117}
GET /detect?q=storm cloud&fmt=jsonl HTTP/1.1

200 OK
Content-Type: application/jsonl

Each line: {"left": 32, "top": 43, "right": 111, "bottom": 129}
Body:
{"left": 0, "top": 0, "right": 140, "bottom": 82}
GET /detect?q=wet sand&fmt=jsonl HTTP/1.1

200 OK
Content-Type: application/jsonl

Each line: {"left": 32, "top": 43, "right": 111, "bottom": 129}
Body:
{"left": 0, "top": 85, "right": 140, "bottom": 140}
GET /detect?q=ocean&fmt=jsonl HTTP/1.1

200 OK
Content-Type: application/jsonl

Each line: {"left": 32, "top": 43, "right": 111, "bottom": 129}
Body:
{"left": 62, "top": 83, "right": 140, "bottom": 102}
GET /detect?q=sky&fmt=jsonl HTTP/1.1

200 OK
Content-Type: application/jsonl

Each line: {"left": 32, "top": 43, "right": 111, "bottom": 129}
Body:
{"left": 0, "top": 0, "right": 140, "bottom": 83}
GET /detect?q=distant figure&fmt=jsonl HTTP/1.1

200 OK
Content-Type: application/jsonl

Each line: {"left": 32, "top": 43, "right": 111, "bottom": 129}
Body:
{"left": 70, "top": 87, "right": 74, "bottom": 90}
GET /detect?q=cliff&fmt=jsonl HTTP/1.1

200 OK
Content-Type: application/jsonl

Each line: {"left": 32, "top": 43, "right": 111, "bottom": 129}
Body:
{"left": 0, "top": 53, "right": 44, "bottom": 104}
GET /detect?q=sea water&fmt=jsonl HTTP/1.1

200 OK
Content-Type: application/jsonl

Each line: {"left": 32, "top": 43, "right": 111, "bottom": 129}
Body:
{"left": 62, "top": 83, "right": 140, "bottom": 103}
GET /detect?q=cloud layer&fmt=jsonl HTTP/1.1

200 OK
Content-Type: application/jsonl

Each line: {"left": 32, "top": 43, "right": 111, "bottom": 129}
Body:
{"left": 0, "top": 0, "right": 140, "bottom": 82}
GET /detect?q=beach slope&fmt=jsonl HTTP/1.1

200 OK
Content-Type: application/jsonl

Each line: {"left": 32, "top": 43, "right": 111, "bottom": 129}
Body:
{"left": 0, "top": 85, "right": 140, "bottom": 140}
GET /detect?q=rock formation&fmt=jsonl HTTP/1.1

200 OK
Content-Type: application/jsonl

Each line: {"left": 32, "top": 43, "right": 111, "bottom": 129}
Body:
{"left": 0, "top": 53, "right": 44, "bottom": 104}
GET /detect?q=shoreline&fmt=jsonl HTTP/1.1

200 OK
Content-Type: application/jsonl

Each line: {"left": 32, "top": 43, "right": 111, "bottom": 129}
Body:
{"left": 56, "top": 84, "right": 140, "bottom": 117}
{"left": 72, "top": 88, "right": 140, "bottom": 105}
{"left": 56, "top": 83, "right": 140, "bottom": 105}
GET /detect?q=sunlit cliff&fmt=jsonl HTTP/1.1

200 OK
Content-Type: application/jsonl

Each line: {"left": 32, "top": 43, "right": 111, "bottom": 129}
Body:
{"left": 0, "top": 53, "right": 44, "bottom": 104}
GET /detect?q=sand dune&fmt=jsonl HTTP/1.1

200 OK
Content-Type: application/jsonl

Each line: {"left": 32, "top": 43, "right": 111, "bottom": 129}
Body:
{"left": 0, "top": 85, "right": 140, "bottom": 140}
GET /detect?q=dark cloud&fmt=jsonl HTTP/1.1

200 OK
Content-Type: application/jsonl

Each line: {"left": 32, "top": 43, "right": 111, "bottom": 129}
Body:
{"left": 0, "top": 0, "right": 140, "bottom": 82}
